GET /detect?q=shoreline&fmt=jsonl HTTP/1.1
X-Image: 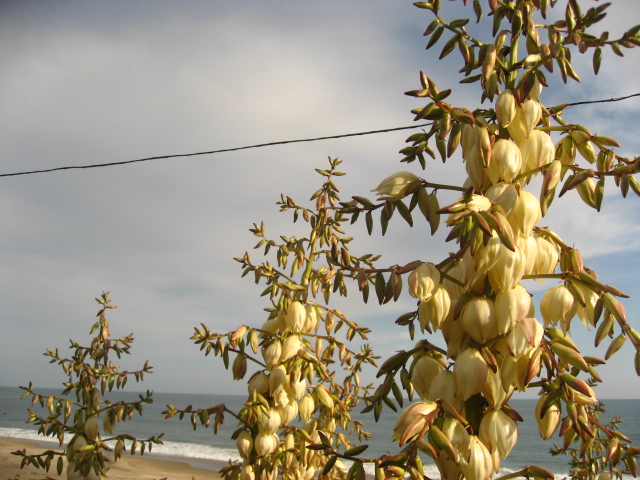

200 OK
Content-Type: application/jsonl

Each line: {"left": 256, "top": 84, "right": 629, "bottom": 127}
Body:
{"left": 0, "top": 437, "right": 223, "bottom": 480}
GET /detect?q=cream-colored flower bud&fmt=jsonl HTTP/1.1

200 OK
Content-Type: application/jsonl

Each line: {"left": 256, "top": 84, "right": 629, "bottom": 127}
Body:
{"left": 411, "top": 355, "right": 444, "bottom": 399}
{"left": 461, "top": 296, "right": 498, "bottom": 344}
{"left": 535, "top": 395, "right": 561, "bottom": 440}
{"left": 278, "top": 399, "right": 298, "bottom": 425}
{"left": 461, "top": 124, "right": 480, "bottom": 160}
{"left": 496, "top": 89, "right": 517, "bottom": 127}
{"left": 482, "top": 367, "right": 514, "bottom": 409}
{"left": 304, "top": 305, "right": 318, "bottom": 333}
{"left": 240, "top": 465, "right": 255, "bottom": 480}
{"left": 540, "top": 285, "right": 577, "bottom": 331}
{"left": 508, "top": 189, "right": 541, "bottom": 237}
{"left": 371, "top": 171, "right": 420, "bottom": 201}
{"left": 533, "top": 235, "right": 559, "bottom": 277}
{"left": 467, "top": 195, "right": 493, "bottom": 212}
{"left": 486, "top": 139, "right": 522, "bottom": 184}
{"left": 292, "top": 377, "right": 307, "bottom": 400}
{"left": 429, "top": 370, "right": 464, "bottom": 413}
{"left": 465, "top": 146, "right": 492, "bottom": 191}
{"left": 236, "top": 430, "right": 253, "bottom": 459}
{"left": 316, "top": 385, "right": 334, "bottom": 410}
{"left": 436, "top": 454, "right": 463, "bottom": 480}
{"left": 255, "top": 433, "right": 279, "bottom": 456}
{"left": 574, "top": 282, "right": 598, "bottom": 329}
{"left": 248, "top": 371, "right": 270, "bottom": 395}
{"left": 259, "top": 318, "right": 280, "bottom": 338}
{"left": 460, "top": 249, "right": 487, "bottom": 293}
{"left": 284, "top": 301, "right": 306, "bottom": 332}
{"left": 418, "top": 285, "right": 451, "bottom": 332}
{"left": 299, "top": 393, "right": 315, "bottom": 421}
{"left": 518, "top": 130, "right": 555, "bottom": 173}
{"left": 269, "top": 365, "right": 287, "bottom": 396}
{"left": 259, "top": 407, "right": 282, "bottom": 435}
{"left": 442, "top": 312, "right": 472, "bottom": 359}
{"left": 262, "top": 341, "right": 282, "bottom": 370}
{"left": 472, "top": 233, "right": 501, "bottom": 283}
{"left": 485, "top": 182, "right": 518, "bottom": 217}
{"left": 83, "top": 415, "right": 98, "bottom": 440}
{"left": 392, "top": 400, "right": 438, "bottom": 445}
{"left": 303, "top": 466, "right": 316, "bottom": 480}
{"left": 408, "top": 263, "right": 440, "bottom": 301}
{"left": 454, "top": 348, "right": 489, "bottom": 401}
{"left": 507, "top": 99, "right": 541, "bottom": 142}
{"left": 280, "top": 335, "right": 302, "bottom": 363}
{"left": 479, "top": 409, "right": 518, "bottom": 458}
{"left": 506, "top": 317, "right": 544, "bottom": 358}
{"left": 517, "top": 235, "right": 538, "bottom": 275}
{"left": 441, "top": 415, "right": 470, "bottom": 454}
{"left": 460, "top": 435, "right": 494, "bottom": 480}
{"left": 488, "top": 244, "right": 526, "bottom": 292}
{"left": 495, "top": 285, "right": 531, "bottom": 335}
{"left": 441, "top": 263, "right": 464, "bottom": 299}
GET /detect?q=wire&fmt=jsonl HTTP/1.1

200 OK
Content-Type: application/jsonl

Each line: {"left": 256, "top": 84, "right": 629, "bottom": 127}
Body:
{"left": 1, "top": 92, "right": 638, "bottom": 179}
{"left": 563, "top": 92, "right": 640, "bottom": 108}
{"left": 0, "top": 124, "right": 432, "bottom": 178}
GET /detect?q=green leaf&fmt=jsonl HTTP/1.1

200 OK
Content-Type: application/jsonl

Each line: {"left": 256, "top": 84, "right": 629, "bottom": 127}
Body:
{"left": 426, "top": 26, "right": 445, "bottom": 49}
{"left": 593, "top": 47, "right": 602, "bottom": 75}
{"left": 439, "top": 34, "right": 460, "bottom": 60}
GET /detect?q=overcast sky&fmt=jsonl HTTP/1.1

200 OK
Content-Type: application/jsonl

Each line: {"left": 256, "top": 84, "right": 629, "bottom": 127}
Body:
{"left": 1, "top": 1, "right": 639, "bottom": 401}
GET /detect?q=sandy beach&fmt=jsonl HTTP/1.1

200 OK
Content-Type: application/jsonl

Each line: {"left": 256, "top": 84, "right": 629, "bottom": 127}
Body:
{"left": 0, "top": 438, "right": 221, "bottom": 480}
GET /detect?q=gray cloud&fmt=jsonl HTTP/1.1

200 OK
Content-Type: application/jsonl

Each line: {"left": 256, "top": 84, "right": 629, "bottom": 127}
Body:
{"left": 1, "top": 1, "right": 638, "bottom": 399}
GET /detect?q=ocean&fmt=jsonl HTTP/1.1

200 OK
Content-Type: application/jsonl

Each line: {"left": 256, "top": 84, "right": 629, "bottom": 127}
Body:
{"left": 1, "top": 386, "right": 638, "bottom": 478}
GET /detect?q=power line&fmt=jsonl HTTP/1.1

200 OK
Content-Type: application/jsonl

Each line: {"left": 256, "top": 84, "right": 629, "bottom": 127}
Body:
{"left": 0, "top": 124, "right": 431, "bottom": 178}
{"left": 2, "top": 92, "right": 638, "bottom": 179}
{"left": 563, "top": 92, "right": 640, "bottom": 108}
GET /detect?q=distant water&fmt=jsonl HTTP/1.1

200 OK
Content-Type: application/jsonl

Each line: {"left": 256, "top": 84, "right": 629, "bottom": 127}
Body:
{"left": 1, "top": 386, "right": 638, "bottom": 478}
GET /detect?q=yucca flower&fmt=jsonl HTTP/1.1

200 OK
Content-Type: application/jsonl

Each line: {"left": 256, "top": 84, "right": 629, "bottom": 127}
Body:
{"left": 454, "top": 348, "right": 489, "bottom": 400}
{"left": 461, "top": 296, "right": 498, "bottom": 344}
{"left": 459, "top": 435, "right": 494, "bottom": 480}
{"left": 479, "top": 409, "right": 518, "bottom": 458}
{"left": 540, "top": 285, "right": 577, "bottom": 331}
{"left": 371, "top": 171, "right": 420, "bottom": 200}
{"left": 284, "top": 301, "right": 306, "bottom": 332}
{"left": 280, "top": 335, "right": 302, "bottom": 362}
{"left": 535, "top": 395, "right": 561, "bottom": 440}
{"left": 496, "top": 89, "right": 516, "bottom": 127}
{"left": 236, "top": 430, "right": 254, "bottom": 460}
{"left": 517, "top": 235, "right": 538, "bottom": 275}
{"left": 255, "top": 433, "right": 279, "bottom": 456}
{"left": 411, "top": 355, "right": 444, "bottom": 399}
{"left": 508, "top": 189, "right": 541, "bottom": 238}
{"left": 299, "top": 393, "right": 315, "bottom": 421}
{"left": 418, "top": 284, "right": 451, "bottom": 331}
{"left": 262, "top": 341, "right": 283, "bottom": 370}
{"left": 495, "top": 285, "right": 531, "bottom": 335}
{"left": 488, "top": 244, "right": 526, "bottom": 292}
{"left": 482, "top": 367, "right": 514, "bottom": 409}
{"left": 518, "top": 129, "right": 555, "bottom": 173}
{"left": 392, "top": 400, "right": 438, "bottom": 446}
{"left": 487, "top": 139, "right": 523, "bottom": 184}
{"left": 485, "top": 182, "right": 518, "bottom": 217}
{"left": 408, "top": 262, "right": 441, "bottom": 301}
{"left": 429, "top": 370, "right": 465, "bottom": 412}
{"left": 507, "top": 99, "right": 541, "bottom": 142}
{"left": 248, "top": 371, "right": 270, "bottom": 395}
{"left": 533, "top": 235, "right": 559, "bottom": 277}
